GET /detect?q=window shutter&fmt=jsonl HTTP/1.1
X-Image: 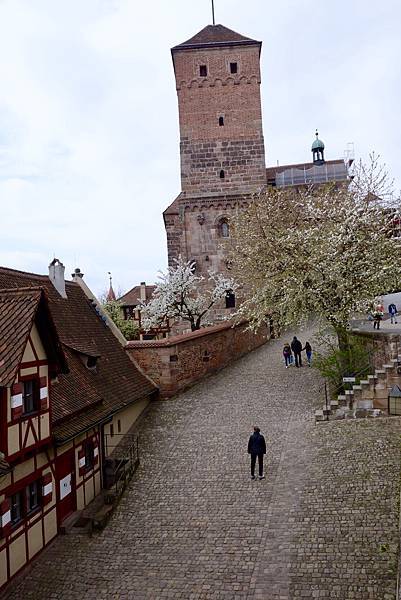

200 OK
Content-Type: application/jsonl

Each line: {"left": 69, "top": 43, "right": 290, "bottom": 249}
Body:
{"left": 93, "top": 440, "right": 99, "bottom": 466}
{"left": 78, "top": 449, "right": 85, "bottom": 476}
{"left": 10, "top": 382, "right": 23, "bottom": 420}
{"left": 0, "top": 499, "right": 12, "bottom": 538}
{"left": 41, "top": 473, "right": 53, "bottom": 506}
{"left": 39, "top": 376, "right": 48, "bottom": 410}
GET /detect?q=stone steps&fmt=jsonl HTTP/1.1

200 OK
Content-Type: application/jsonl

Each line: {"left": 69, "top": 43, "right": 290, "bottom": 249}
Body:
{"left": 315, "top": 351, "right": 401, "bottom": 422}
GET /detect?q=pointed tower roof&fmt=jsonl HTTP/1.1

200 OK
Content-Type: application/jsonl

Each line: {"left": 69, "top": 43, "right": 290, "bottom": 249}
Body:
{"left": 106, "top": 272, "right": 116, "bottom": 302}
{"left": 172, "top": 24, "right": 261, "bottom": 52}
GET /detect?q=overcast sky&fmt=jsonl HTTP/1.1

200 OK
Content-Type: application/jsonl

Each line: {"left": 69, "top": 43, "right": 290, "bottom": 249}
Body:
{"left": 0, "top": 0, "right": 400, "bottom": 295}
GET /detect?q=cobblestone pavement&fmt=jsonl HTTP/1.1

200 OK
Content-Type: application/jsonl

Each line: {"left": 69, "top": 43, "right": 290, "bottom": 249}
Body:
{"left": 3, "top": 329, "right": 401, "bottom": 599}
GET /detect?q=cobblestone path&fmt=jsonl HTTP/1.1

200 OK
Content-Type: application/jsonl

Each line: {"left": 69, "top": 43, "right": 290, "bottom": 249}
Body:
{"left": 3, "top": 331, "right": 401, "bottom": 599}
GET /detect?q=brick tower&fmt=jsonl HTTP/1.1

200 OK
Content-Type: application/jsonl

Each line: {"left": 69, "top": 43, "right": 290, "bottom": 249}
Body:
{"left": 164, "top": 24, "right": 267, "bottom": 282}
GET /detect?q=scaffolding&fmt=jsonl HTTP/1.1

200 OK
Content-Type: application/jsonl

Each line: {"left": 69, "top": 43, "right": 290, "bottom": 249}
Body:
{"left": 275, "top": 162, "right": 350, "bottom": 188}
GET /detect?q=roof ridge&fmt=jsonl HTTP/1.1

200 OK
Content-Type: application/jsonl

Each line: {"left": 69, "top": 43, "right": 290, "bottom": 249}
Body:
{"left": 0, "top": 286, "right": 44, "bottom": 295}
{"left": 0, "top": 265, "right": 47, "bottom": 278}
{"left": 0, "top": 265, "right": 75, "bottom": 285}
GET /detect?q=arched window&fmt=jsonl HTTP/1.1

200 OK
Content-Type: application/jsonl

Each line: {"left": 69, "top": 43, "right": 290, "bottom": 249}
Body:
{"left": 219, "top": 219, "right": 229, "bottom": 238}
{"left": 219, "top": 116, "right": 224, "bottom": 126}
{"left": 219, "top": 170, "right": 225, "bottom": 179}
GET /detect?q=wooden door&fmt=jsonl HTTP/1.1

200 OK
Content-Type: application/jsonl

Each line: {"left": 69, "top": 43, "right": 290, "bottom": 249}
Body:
{"left": 55, "top": 448, "right": 76, "bottom": 526}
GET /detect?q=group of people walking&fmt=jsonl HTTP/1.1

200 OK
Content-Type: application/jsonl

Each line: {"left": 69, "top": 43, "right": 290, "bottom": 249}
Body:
{"left": 248, "top": 336, "right": 312, "bottom": 480}
{"left": 282, "top": 336, "right": 312, "bottom": 368}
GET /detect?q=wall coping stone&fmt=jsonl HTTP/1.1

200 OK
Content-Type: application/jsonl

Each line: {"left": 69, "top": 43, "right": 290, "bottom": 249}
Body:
{"left": 126, "top": 320, "right": 248, "bottom": 349}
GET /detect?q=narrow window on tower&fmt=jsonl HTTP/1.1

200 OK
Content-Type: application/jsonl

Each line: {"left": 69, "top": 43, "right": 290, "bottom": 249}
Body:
{"left": 219, "top": 116, "right": 224, "bottom": 126}
{"left": 230, "top": 62, "right": 238, "bottom": 74}
{"left": 199, "top": 65, "right": 207, "bottom": 77}
{"left": 219, "top": 170, "right": 225, "bottom": 179}
{"left": 225, "top": 290, "right": 236, "bottom": 309}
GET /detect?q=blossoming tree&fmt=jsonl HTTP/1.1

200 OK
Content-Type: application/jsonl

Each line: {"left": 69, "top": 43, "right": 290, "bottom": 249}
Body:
{"left": 229, "top": 155, "right": 401, "bottom": 349}
{"left": 140, "top": 257, "right": 239, "bottom": 332}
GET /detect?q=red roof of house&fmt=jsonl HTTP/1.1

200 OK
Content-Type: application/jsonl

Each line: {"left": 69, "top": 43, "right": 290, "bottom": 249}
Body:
{"left": 172, "top": 24, "right": 260, "bottom": 51}
{"left": 118, "top": 285, "right": 156, "bottom": 307}
{"left": 0, "top": 287, "right": 66, "bottom": 387}
{"left": 0, "top": 267, "right": 157, "bottom": 443}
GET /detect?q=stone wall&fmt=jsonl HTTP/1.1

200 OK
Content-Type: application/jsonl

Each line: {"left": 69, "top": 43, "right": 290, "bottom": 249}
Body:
{"left": 173, "top": 45, "right": 266, "bottom": 195}
{"left": 349, "top": 331, "right": 401, "bottom": 370}
{"left": 126, "top": 321, "right": 269, "bottom": 398}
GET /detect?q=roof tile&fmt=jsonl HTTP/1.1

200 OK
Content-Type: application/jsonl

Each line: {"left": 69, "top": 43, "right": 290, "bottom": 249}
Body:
{"left": 0, "top": 268, "right": 157, "bottom": 444}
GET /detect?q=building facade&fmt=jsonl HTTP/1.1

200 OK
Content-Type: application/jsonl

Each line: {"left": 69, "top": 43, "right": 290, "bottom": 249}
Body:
{"left": 0, "top": 261, "right": 157, "bottom": 590}
{"left": 163, "top": 24, "right": 352, "bottom": 312}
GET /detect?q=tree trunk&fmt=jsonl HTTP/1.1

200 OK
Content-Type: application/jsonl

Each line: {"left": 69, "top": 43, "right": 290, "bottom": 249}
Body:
{"left": 335, "top": 326, "right": 352, "bottom": 376}
{"left": 335, "top": 327, "right": 349, "bottom": 352}
{"left": 190, "top": 317, "right": 201, "bottom": 331}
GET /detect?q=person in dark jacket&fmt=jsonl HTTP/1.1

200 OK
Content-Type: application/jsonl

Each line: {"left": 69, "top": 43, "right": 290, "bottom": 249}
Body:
{"left": 291, "top": 336, "right": 303, "bottom": 367}
{"left": 388, "top": 303, "right": 398, "bottom": 324}
{"left": 247, "top": 426, "right": 266, "bottom": 480}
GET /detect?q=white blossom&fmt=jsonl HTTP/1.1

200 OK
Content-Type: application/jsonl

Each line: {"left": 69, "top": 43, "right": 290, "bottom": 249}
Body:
{"left": 140, "top": 257, "right": 239, "bottom": 332}
{"left": 228, "top": 155, "right": 401, "bottom": 348}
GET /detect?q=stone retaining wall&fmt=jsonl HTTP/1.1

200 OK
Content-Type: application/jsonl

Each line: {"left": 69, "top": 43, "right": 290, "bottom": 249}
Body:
{"left": 126, "top": 321, "right": 269, "bottom": 398}
{"left": 349, "top": 330, "right": 401, "bottom": 370}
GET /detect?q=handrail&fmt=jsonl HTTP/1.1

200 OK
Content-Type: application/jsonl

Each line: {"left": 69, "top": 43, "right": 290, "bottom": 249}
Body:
{"left": 103, "top": 434, "right": 140, "bottom": 496}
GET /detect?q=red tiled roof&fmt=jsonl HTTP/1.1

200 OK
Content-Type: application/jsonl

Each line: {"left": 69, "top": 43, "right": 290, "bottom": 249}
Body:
{"left": 0, "top": 288, "right": 42, "bottom": 386}
{"left": 0, "top": 286, "right": 67, "bottom": 387}
{"left": 172, "top": 24, "right": 260, "bottom": 51}
{"left": 119, "top": 285, "right": 156, "bottom": 307}
{"left": 0, "top": 267, "right": 157, "bottom": 443}
{"left": 106, "top": 284, "right": 116, "bottom": 302}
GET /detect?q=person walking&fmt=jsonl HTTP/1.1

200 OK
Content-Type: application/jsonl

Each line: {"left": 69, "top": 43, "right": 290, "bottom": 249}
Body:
{"left": 303, "top": 341, "right": 313, "bottom": 366}
{"left": 247, "top": 426, "right": 266, "bottom": 480}
{"left": 373, "top": 311, "right": 382, "bottom": 330}
{"left": 388, "top": 302, "right": 398, "bottom": 324}
{"left": 283, "top": 343, "right": 292, "bottom": 368}
{"left": 291, "top": 336, "right": 303, "bottom": 367}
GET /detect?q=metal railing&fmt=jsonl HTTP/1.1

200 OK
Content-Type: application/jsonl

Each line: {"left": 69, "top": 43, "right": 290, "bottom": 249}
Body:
{"left": 275, "top": 163, "right": 349, "bottom": 188}
{"left": 103, "top": 433, "right": 140, "bottom": 496}
{"left": 318, "top": 349, "right": 377, "bottom": 420}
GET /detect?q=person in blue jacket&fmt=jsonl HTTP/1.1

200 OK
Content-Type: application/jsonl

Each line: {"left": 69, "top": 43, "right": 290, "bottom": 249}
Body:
{"left": 247, "top": 426, "right": 266, "bottom": 480}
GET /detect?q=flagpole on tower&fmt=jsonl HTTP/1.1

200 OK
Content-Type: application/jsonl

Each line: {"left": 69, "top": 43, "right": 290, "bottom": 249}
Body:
{"left": 211, "top": 0, "right": 215, "bottom": 25}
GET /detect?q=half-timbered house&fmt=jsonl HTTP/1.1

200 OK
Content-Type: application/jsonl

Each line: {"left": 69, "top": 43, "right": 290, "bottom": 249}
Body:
{"left": 0, "top": 262, "right": 157, "bottom": 590}
{"left": 0, "top": 287, "right": 67, "bottom": 589}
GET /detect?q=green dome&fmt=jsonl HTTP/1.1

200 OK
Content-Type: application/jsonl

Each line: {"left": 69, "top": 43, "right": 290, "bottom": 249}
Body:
{"left": 312, "top": 132, "right": 325, "bottom": 151}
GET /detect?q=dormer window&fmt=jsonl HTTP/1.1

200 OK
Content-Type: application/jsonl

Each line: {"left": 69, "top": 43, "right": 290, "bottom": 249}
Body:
{"left": 199, "top": 65, "right": 207, "bottom": 77}
{"left": 86, "top": 356, "right": 98, "bottom": 370}
{"left": 230, "top": 62, "right": 238, "bottom": 74}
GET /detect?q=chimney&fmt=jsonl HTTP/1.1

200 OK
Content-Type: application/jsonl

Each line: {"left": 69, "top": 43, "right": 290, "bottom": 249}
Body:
{"left": 140, "top": 282, "right": 147, "bottom": 302}
{"left": 71, "top": 267, "right": 84, "bottom": 279}
{"left": 49, "top": 258, "right": 67, "bottom": 298}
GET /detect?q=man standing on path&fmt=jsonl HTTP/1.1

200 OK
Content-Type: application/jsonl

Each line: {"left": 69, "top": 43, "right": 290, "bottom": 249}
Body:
{"left": 388, "top": 302, "right": 398, "bottom": 324}
{"left": 291, "top": 336, "right": 303, "bottom": 367}
{"left": 248, "top": 426, "right": 266, "bottom": 480}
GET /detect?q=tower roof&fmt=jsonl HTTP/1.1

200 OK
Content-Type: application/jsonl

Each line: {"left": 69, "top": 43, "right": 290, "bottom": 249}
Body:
{"left": 312, "top": 130, "right": 325, "bottom": 151}
{"left": 172, "top": 24, "right": 260, "bottom": 52}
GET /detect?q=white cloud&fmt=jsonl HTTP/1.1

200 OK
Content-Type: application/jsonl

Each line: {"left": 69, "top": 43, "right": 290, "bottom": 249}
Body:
{"left": 0, "top": 0, "right": 400, "bottom": 294}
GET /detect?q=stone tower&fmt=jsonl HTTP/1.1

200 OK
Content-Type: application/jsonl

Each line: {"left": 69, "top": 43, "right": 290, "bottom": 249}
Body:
{"left": 164, "top": 24, "right": 267, "bottom": 278}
